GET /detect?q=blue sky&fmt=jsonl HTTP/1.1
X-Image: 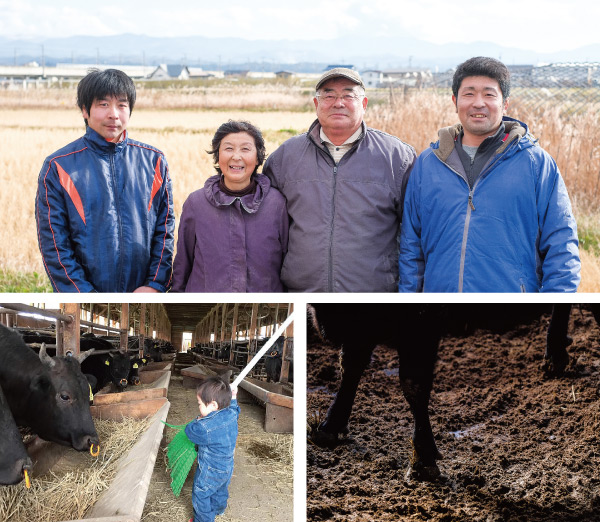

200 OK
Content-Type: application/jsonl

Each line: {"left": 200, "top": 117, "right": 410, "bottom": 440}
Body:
{"left": 0, "top": 0, "right": 596, "bottom": 54}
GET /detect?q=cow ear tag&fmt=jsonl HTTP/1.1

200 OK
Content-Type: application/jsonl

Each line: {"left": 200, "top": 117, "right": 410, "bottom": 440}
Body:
{"left": 133, "top": 363, "right": 139, "bottom": 369}
{"left": 105, "top": 360, "right": 110, "bottom": 366}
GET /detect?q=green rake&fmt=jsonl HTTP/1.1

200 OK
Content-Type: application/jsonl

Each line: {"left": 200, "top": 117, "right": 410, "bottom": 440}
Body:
{"left": 162, "top": 421, "right": 198, "bottom": 496}
{"left": 163, "top": 311, "right": 295, "bottom": 496}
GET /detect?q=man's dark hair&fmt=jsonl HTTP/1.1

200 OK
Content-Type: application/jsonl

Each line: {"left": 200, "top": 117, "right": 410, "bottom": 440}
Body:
{"left": 77, "top": 68, "right": 136, "bottom": 126}
{"left": 452, "top": 57, "right": 511, "bottom": 101}
{"left": 196, "top": 377, "right": 231, "bottom": 410}
{"left": 208, "top": 120, "right": 266, "bottom": 174}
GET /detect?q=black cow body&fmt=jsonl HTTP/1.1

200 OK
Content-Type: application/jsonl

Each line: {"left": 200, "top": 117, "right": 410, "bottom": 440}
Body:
{"left": 81, "top": 351, "right": 132, "bottom": 392}
{"left": 0, "top": 385, "right": 31, "bottom": 485}
{"left": 0, "top": 325, "right": 99, "bottom": 452}
{"left": 309, "top": 304, "right": 567, "bottom": 481}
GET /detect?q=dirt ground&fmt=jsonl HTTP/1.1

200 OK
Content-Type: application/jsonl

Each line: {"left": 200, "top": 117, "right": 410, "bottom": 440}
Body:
{"left": 307, "top": 306, "right": 600, "bottom": 522}
{"left": 142, "top": 373, "right": 293, "bottom": 522}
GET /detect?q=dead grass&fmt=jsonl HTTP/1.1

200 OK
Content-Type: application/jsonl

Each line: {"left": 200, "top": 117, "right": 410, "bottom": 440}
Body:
{"left": 0, "top": 83, "right": 312, "bottom": 111}
{"left": 0, "top": 417, "right": 151, "bottom": 522}
{"left": 1, "top": 86, "right": 599, "bottom": 287}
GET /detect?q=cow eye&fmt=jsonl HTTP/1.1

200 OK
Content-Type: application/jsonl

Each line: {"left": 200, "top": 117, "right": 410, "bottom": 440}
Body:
{"left": 59, "top": 392, "right": 71, "bottom": 401}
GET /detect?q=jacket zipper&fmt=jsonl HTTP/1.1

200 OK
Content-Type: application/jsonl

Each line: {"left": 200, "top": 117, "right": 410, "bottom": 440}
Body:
{"left": 109, "top": 151, "right": 124, "bottom": 291}
{"left": 434, "top": 138, "right": 519, "bottom": 291}
{"left": 308, "top": 131, "right": 361, "bottom": 292}
{"left": 329, "top": 165, "right": 338, "bottom": 292}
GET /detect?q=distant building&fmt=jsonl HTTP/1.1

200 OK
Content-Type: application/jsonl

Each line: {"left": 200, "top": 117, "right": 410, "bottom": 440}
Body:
{"left": 275, "top": 71, "right": 294, "bottom": 79}
{"left": 361, "top": 68, "right": 432, "bottom": 88}
{"left": 507, "top": 65, "right": 534, "bottom": 87}
{"left": 531, "top": 62, "right": 600, "bottom": 87}
{"left": 147, "top": 64, "right": 191, "bottom": 81}
{"left": 224, "top": 70, "right": 250, "bottom": 78}
{"left": 362, "top": 70, "right": 384, "bottom": 88}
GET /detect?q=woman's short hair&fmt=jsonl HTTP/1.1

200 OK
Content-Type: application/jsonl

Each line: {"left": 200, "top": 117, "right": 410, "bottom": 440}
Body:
{"left": 196, "top": 377, "right": 231, "bottom": 410}
{"left": 77, "top": 68, "right": 136, "bottom": 126}
{"left": 208, "top": 120, "right": 267, "bottom": 174}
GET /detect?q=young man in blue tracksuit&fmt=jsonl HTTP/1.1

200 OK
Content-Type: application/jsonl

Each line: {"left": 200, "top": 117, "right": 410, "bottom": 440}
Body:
{"left": 185, "top": 377, "right": 240, "bottom": 522}
{"left": 35, "top": 68, "right": 174, "bottom": 292}
{"left": 399, "top": 56, "right": 580, "bottom": 292}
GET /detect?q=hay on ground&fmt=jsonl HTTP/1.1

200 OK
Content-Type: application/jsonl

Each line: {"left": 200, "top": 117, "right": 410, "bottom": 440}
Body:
{"left": 0, "top": 417, "right": 151, "bottom": 522}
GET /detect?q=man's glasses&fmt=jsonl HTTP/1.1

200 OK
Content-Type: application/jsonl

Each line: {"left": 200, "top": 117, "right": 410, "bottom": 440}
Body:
{"left": 316, "top": 93, "right": 364, "bottom": 105}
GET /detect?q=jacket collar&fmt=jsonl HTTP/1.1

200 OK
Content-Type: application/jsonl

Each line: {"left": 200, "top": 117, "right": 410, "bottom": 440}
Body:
{"left": 434, "top": 116, "right": 530, "bottom": 163}
{"left": 307, "top": 118, "right": 367, "bottom": 149}
{"left": 83, "top": 126, "right": 129, "bottom": 155}
{"left": 204, "top": 173, "right": 270, "bottom": 214}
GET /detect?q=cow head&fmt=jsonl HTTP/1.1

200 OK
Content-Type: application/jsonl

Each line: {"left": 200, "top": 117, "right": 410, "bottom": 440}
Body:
{"left": 28, "top": 345, "right": 99, "bottom": 451}
{"left": 106, "top": 351, "right": 131, "bottom": 391}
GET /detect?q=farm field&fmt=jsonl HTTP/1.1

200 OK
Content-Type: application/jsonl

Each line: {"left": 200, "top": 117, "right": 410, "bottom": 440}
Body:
{"left": 307, "top": 305, "right": 600, "bottom": 521}
{"left": 1, "top": 84, "right": 599, "bottom": 291}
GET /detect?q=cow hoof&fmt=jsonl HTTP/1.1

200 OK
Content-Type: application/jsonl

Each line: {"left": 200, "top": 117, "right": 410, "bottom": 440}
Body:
{"left": 404, "top": 461, "right": 441, "bottom": 483}
{"left": 542, "top": 352, "right": 569, "bottom": 375}
{"left": 309, "top": 423, "right": 349, "bottom": 448}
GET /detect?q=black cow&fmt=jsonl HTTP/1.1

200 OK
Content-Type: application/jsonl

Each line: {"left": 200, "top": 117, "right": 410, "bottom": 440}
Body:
{"left": 265, "top": 337, "right": 286, "bottom": 383}
{"left": 146, "top": 341, "right": 163, "bottom": 362}
{"left": 0, "top": 325, "right": 99, "bottom": 452}
{"left": 309, "top": 304, "right": 571, "bottom": 482}
{"left": 81, "top": 351, "right": 132, "bottom": 392}
{"left": 0, "top": 385, "right": 32, "bottom": 485}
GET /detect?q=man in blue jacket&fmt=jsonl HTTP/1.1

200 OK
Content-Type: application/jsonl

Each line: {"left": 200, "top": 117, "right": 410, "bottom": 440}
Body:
{"left": 35, "top": 68, "right": 174, "bottom": 292}
{"left": 399, "top": 57, "right": 580, "bottom": 292}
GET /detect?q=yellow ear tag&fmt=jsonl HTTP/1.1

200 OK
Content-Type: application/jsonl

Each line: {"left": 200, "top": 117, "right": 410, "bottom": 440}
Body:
{"left": 89, "top": 383, "right": 94, "bottom": 401}
{"left": 133, "top": 363, "right": 139, "bottom": 369}
{"left": 24, "top": 469, "right": 31, "bottom": 489}
{"left": 105, "top": 360, "right": 110, "bottom": 366}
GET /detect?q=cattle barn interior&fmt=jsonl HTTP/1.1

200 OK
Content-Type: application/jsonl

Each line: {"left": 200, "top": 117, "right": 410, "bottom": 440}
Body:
{"left": 0, "top": 302, "right": 294, "bottom": 522}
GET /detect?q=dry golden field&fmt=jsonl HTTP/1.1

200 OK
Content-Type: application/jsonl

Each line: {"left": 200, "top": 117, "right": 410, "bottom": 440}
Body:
{"left": 1, "top": 85, "right": 598, "bottom": 291}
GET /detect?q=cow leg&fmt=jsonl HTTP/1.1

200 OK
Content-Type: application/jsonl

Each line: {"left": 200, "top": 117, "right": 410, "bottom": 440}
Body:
{"left": 399, "top": 348, "right": 441, "bottom": 481}
{"left": 591, "top": 304, "right": 600, "bottom": 327}
{"left": 544, "top": 304, "right": 572, "bottom": 375}
{"left": 311, "top": 341, "right": 374, "bottom": 446}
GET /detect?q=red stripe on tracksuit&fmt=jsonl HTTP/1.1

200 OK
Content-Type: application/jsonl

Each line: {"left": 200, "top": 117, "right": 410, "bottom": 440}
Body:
{"left": 56, "top": 161, "right": 86, "bottom": 225}
{"left": 40, "top": 147, "right": 89, "bottom": 292}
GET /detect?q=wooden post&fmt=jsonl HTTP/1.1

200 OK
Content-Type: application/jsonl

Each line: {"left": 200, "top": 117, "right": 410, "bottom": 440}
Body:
{"left": 120, "top": 303, "right": 129, "bottom": 353}
{"left": 62, "top": 303, "right": 80, "bottom": 356}
{"left": 229, "top": 304, "right": 239, "bottom": 365}
{"left": 280, "top": 303, "right": 294, "bottom": 383}
{"left": 139, "top": 303, "right": 146, "bottom": 358}
{"left": 248, "top": 303, "right": 259, "bottom": 365}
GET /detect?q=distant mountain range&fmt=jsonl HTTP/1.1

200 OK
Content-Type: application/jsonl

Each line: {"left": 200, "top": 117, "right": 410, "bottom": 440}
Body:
{"left": 2, "top": 33, "right": 599, "bottom": 72}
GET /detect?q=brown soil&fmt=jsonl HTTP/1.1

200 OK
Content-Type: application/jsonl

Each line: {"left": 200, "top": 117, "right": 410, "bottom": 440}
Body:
{"left": 142, "top": 374, "right": 293, "bottom": 522}
{"left": 307, "top": 306, "right": 600, "bottom": 522}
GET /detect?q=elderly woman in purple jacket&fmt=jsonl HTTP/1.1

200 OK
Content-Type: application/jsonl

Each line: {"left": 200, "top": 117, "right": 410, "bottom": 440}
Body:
{"left": 172, "top": 120, "right": 288, "bottom": 292}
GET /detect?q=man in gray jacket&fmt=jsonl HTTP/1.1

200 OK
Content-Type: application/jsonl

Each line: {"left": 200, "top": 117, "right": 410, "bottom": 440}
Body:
{"left": 263, "top": 68, "right": 416, "bottom": 292}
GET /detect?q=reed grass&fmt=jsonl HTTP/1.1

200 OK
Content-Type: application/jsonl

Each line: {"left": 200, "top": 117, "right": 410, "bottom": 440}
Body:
{"left": 0, "top": 86, "right": 599, "bottom": 290}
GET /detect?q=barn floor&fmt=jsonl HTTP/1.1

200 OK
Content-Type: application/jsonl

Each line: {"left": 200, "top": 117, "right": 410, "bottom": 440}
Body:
{"left": 307, "top": 306, "right": 600, "bottom": 522}
{"left": 141, "top": 373, "right": 293, "bottom": 522}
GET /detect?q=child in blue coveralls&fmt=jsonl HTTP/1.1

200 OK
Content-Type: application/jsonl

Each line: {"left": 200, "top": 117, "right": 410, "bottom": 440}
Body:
{"left": 185, "top": 377, "right": 240, "bottom": 522}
